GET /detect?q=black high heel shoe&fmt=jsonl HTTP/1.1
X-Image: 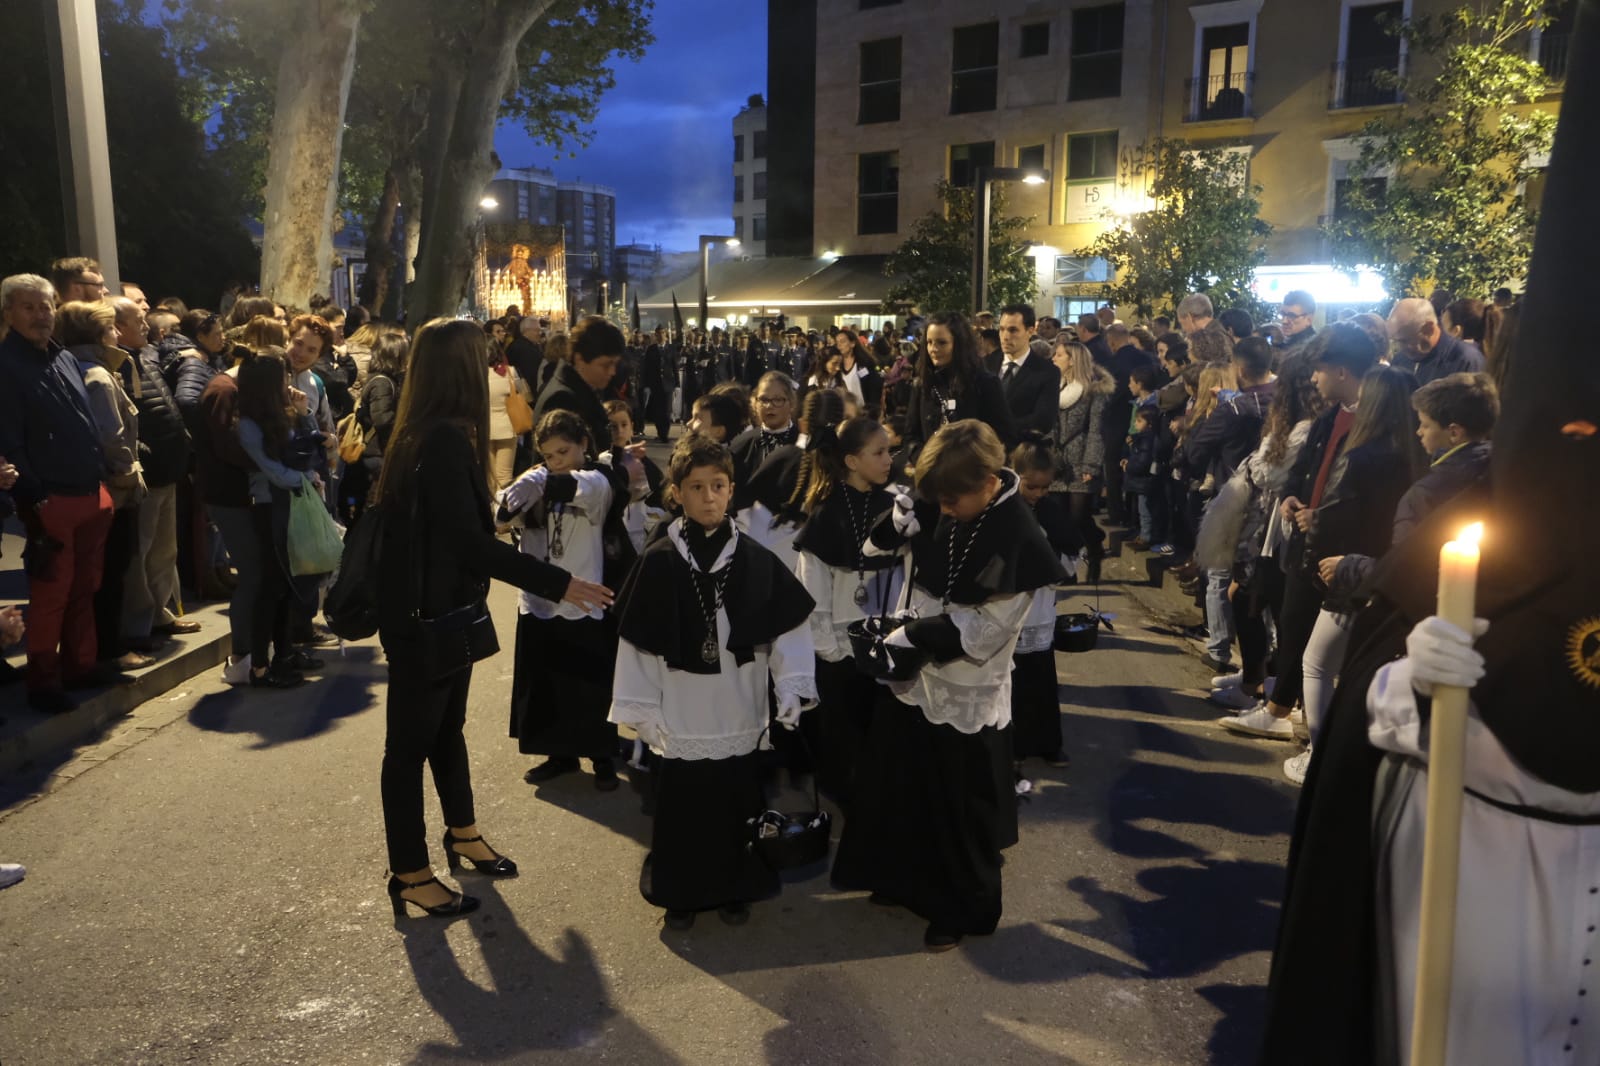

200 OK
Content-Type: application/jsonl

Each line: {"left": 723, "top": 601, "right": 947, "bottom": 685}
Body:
{"left": 387, "top": 874, "right": 479, "bottom": 918}
{"left": 442, "top": 831, "right": 518, "bottom": 877}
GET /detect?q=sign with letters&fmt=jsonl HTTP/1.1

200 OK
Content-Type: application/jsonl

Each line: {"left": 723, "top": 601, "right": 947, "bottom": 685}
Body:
{"left": 1064, "top": 180, "right": 1117, "bottom": 224}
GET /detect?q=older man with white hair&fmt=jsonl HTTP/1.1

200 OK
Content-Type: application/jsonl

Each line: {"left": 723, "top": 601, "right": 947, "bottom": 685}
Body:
{"left": 0, "top": 274, "right": 115, "bottom": 711}
{"left": 1386, "top": 297, "right": 1485, "bottom": 385}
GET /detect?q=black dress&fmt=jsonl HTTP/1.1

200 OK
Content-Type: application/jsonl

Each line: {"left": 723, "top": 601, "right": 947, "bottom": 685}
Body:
{"left": 1010, "top": 493, "right": 1078, "bottom": 760}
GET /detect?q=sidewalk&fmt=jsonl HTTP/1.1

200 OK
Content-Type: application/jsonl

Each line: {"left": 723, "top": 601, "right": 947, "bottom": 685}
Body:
{"left": 1094, "top": 521, "right": 1208, "bottom": 648}
{"left": 0, "top": 520, "right": 231, "bottom": 781}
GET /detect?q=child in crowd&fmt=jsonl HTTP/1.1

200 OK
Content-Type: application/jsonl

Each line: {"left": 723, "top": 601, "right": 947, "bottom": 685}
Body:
{"left": 500, "top": 410, "right": 630, "bottom": 791}
{"left": 688, "top": 390, "right": 747, "bottom": 443}
{"left": 609, "top": 437, "right": 817, "bottom": 931}
{"left": 1122, "top": 407, "right": 1161, "bottom": 549}
{"left": 1008, "top": 433, "right": 1078, "bottom": 769}
{"left": 736, "top": 388, "right": 850, "bottom": 572}
{"left": 884, "top": 415, "right": 907, "bottom": 452}
{"left": 1124, "top": 364, "right": 1166, "bottom": 549}
{"left": 832, "top": 420, "right": 1065, "bottom": 951}
{"left": 791, "top": 414, "right": 902, "bottom": 813}
{"left": 601, "top": 399, "right": 665, "bottom": 553}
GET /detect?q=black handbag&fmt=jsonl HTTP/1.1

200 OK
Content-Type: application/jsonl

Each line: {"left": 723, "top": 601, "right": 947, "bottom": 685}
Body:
{"left": 747, "top": 728, "right": 832, "bottom": 870}
{"left": 410, "top": 472, "right": 499, "bottom": 681}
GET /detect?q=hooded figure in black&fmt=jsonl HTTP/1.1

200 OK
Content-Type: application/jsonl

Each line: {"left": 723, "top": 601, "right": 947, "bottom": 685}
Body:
{"left": 831, "top": 419, "right": 1065, "bottom": 952}
{"left": 1260, "top": 6, "right": 1600, "bottom": 1060}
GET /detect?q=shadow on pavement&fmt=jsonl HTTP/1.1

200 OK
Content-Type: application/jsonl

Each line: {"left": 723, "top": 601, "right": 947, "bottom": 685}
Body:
{"left": 1198, "top": 981, "right": 1269, "bottom": 1065}
{"left": 397, "top": 880, "right": 684, "bottom": 1064}
{"left": 188, "top": 649, "right": 379, "bottom": 748}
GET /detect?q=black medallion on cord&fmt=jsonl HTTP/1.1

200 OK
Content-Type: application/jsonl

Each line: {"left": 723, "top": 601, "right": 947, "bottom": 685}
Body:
{"left": 693, "top": 557, "right": 732, "bottom": 665}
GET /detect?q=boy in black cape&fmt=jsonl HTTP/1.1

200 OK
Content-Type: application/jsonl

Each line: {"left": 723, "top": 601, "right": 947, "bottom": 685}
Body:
{"left": 608, "top": 437, "right": 817, "bottom": 931}
{"left": 831, "top": 419, "right": 1065, "bottom": 951}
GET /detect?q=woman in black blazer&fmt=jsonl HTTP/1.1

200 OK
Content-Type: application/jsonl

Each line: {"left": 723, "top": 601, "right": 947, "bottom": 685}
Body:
{"left": 375, "top": 318, "right": 613, "bottom": 918}
{"left": 900, "top": 311, "right": 1016, "bottom": 469}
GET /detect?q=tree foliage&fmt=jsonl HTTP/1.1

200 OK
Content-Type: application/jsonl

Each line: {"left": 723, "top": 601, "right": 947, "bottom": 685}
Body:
{"left": 1073, "top": 141, "right": 1271, "bottom": 321}
{"left": 0, "top": 0, "right": 259, "bottom": 300}
{"left": 1323, "top": 0, "right": 1558, "bottom": 299}
{"left": 883, "top": 180, "right": 1037, "bottom": 315}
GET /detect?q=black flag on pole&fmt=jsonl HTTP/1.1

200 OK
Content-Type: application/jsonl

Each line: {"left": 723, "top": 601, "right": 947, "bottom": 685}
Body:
{"left": 631, "top": 289, "right": 641, "bottom": 332}
{"left": 671, "top": 291, "right": 684, "bottom": 340}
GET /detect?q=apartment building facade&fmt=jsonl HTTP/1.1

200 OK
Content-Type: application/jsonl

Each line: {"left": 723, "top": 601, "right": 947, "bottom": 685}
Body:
{"left": 775, "top": 0, "right": 1567, "bottom": 318}
{"left": 485, "top": 166, "right": 618, "bottom": 280}
{"left": 732, "top": 95, "right": 770, "bottom": 255}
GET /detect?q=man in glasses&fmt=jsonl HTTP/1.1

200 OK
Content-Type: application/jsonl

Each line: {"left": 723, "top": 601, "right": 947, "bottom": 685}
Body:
{"left": 1278, "top": 290, "right": 1317, "bottom": 356}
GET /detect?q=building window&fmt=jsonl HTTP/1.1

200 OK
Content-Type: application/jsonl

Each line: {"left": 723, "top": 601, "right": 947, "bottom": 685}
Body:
{"left": 951, "top": 22, "right": 1000, "bottom": 114}
{"left": 753, "top": 215, "right": 768, "bottom": 241}
{"left": 753, "top": 171, "right": 767, "bottom": 200}
{"left": 734, "top": 134, "right": 745, "bottom": 163}
{"left": 859, "top": 37, "right": 902, "bottom": 124}
{"left": 857, "top": 150, "right": 899, "bottom": 235}
{"left": 753, "top": 130, "right": 768, "bottom": 159}
{"left": 1333, "top": 1, "right": 1404, "bottom": 108}
{"left": 949, "top": 141, "right": 996, "bottom": 189}
{"left": 1535, "top": 1, "right": 1574, "bottom": 81}
{"left": 733, "top": 216, "right": 743, "bottom": 240}
{"left": 1187, "top": 22, "right": 1252, "bottom": 120}
{"left": 1069, "top": 3, "right": 1124, "bottom": 101}
{"left": 1067, "top": 131, "right": 1118, "bottom": 181}
{"left": 517, "top": 185, "right": 530, "bottom": 220}
{"left": 1018, "top": 144, "right": 1046, "bottom": 172}
{"left": 860, "top": 0, "right": 900, "bottom": 7}
{"left": 733, "top": 174, "right": 744, "bottom": 203}
{"left": 1019, "top": 21, "right": 1049, "bottom": 58}
{"left": 1333, "top": 176, "right": 1387, "bottom": 222}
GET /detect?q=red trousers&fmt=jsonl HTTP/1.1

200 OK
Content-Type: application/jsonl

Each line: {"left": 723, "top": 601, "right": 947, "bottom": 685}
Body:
{"left": 26, "top": 487, "right": 114, "bottom": 690}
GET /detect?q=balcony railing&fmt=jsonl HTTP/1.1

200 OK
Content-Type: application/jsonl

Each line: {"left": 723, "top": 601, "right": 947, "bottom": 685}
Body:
{"left": 1329, "top": 60, "right": 1402, "bottom": 109}
{"left": 1183, "top": 72, "right": 1254, "bottom": 122}
{"left": 1539, "top": 29, "right": 1570, "bottom": 82}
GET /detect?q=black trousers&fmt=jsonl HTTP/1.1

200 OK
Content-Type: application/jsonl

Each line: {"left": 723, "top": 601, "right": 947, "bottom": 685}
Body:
{"left": 1102, "top": 430, "right": 1128, "bottom": 523}
{"left": 94, "top": 504, "right": 138, "bottom": 659}
{"left": 249, "top": 504, "right": 292, "bottom": 668}
{"left": 1269, "top": 566, "right": 1324, "bottom": 710}
{"left": 381, "top": 658, "right": 476, "bottom": 872}
{"left": 1063, "top": 491, "right": 1104, "bottom": 559}
{"left": 1234, "top": 563, "right": 1283, "bottom": 689}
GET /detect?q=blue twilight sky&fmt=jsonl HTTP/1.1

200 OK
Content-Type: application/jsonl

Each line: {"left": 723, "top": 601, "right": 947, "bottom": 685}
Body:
{"left": 493, "top": 1, "right": 767, "bottom": 254}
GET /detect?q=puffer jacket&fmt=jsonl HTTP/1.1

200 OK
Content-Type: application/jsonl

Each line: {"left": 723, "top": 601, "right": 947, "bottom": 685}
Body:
{"left": 128, "top": 345, "right": 191, "bottom": 488}
{"left": 1050, "top": 369, "right": 1113, "bottom": 493}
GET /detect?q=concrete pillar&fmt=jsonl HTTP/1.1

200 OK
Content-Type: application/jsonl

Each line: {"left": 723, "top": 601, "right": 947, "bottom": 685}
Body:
{"left": 52, "top": 0, "right": 120, "bottom": 289}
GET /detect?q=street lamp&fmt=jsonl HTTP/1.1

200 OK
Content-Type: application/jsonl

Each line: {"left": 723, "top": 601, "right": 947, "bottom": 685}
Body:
{"left": 698, "top": 234, "right": 739, "bottom": 330}
{"left": 479, "top": 195, "right": 499, "bottom": 210}
{"left": 971, "top": 166, "right": 1049, "bottom": 317}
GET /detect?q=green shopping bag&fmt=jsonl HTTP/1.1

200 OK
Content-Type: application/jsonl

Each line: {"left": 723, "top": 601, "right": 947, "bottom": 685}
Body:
{"left": 287, "top": 475, "right": 344, "bottom": 576}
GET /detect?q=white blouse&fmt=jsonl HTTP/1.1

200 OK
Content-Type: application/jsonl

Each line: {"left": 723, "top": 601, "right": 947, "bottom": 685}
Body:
{"left": 887, "top": 584, "right": 1033, "bottom": 734}
{"left": 609, "top": 521, "right": 818, "bottom": 761}
{"left": 735, "top": 500, "right": 800, "bottom": 573}
{"left": 498, "top": 466, "right": 613, "bottom": 620}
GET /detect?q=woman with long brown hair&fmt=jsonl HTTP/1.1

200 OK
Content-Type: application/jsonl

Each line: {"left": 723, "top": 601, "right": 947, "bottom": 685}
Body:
{"left": 375, "top": 318, "right": 612, "bottom": 919}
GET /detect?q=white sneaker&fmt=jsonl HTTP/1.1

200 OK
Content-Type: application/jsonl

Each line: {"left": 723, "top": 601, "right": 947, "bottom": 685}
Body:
{"left": 1283, "top": 747, "right": 1313, "bottom": 785}
{"left": 1290, "top": 708, "right": 1309, "bottom": 743}
{"left": 0, "top": 863, "right": 25, "bottom": 890}
{"left": 1218, "top": 704, "right": 1296, "bottom": 740}
{"left": 1208, "top": 685, "right": 1259, "bottom": 710}
{"left": 1211, "top": 671, "right": 1243, "bottom": 689}
{"left": 222, "top": 654, "right": 252, "bottom": 686}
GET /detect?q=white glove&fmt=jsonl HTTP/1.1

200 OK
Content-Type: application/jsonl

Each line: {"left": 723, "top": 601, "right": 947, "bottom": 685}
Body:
{"left": 891, "top": 491, "right": 920, "bottom": 537}
{"left": 500, "top": 465, "right": 547, "bottom": 515}
{"left": 884, "top": 626, "right": 914, "bottom": 649}
{"left": 1405, "top": 615, "right": 1489, "bottom": 696}
{"left": 775, "top": 697, "right": 805, "bottom": 730}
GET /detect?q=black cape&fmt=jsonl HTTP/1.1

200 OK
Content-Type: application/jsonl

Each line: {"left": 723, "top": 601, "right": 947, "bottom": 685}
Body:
{"left": 733, "top": 442, "right": 805, "bottom": 523}
{"left": 614, "top": 520, "right": 814, "bottom": 675}
{"left": 882, "top": 470, "right": 1067, "bottom": 606}
{"left": 791, "top": 483, "right": 898, "bottom": 572}
{"left": 729, "top": 423, "right": 800, "bottom": 486}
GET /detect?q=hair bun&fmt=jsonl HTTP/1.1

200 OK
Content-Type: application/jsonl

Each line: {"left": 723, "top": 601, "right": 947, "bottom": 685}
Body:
{"left": 807, "top": 422, "right": 841, "bottom": 454}
{"left": 1017, "top": 429, "right": 1049, "bottom": 446}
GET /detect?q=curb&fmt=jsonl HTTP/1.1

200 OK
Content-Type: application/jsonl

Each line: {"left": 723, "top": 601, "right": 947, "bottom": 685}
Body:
{"left": 1096, "top": 523, "right": 1207, "bottom": 635}
{"left": 0, "top": 627, "right": 230, "bottom": 780}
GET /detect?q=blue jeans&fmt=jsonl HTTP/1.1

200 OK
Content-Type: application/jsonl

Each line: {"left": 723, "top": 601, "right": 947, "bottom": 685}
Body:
{"left": 1205, "top": 567, "right": 1235, "bottom": 664}
{"left": 1136, "top": 493, "right": 1155, "bottom": 541}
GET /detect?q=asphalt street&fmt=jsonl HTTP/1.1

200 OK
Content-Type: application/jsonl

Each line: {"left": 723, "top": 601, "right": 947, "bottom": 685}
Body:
{"left": 0, "top": 580, "right": 1296, "bottom": 1066}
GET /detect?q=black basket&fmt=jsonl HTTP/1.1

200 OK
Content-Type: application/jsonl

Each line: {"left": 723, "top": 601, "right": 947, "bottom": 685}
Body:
{"left": 847, "top": 616, "right": 927, "bottom": 681}
{"left": 1053, "top": 612, "right": 1103, "bottom": 653}
{"left": 749, "top": 808, "right": 833, "bottom": 870}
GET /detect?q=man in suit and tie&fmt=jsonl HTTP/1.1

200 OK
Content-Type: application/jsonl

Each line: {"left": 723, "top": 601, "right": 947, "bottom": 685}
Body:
{"left": 996, "top": 304, "right": 1060, "bottom": 437}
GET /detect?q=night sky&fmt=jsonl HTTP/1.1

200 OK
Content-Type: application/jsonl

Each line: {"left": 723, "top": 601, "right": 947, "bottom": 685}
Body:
{"left": 492, "top": 1, "right": 766, "bottom": 254}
